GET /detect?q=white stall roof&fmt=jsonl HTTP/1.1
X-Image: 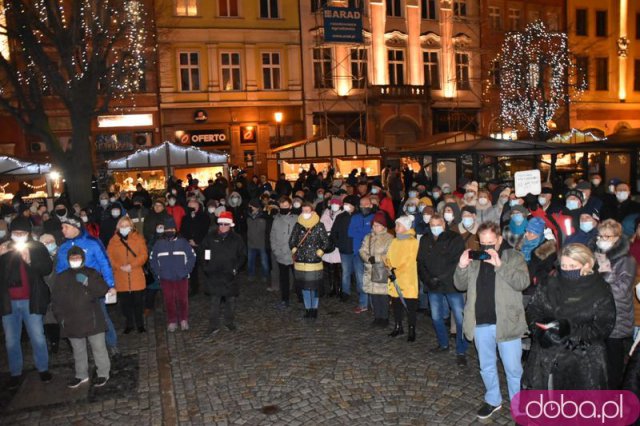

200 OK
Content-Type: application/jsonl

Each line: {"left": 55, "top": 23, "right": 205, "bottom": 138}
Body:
{"left": 0, "top": 156, "right": 51, "bottom": 176}
{"left": 270, "top": 136, "right": 381, "bottom": 161}
{"left": 106, "top": 141, "right": 228, "bottom": 170}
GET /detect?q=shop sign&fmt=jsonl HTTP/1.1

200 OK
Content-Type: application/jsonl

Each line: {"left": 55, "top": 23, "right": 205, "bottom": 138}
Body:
{"left": 323, "top": 6, "right": 363, "bottom": 43}
{"left": 515, "top": 169, "right": 541, "bottom": 197}
{"left": 241, "top": 126, "right": 256, "bottom": 143}
{"left": 179, "top": 129, "right": 228, "bottom": 147}
{"left": 194, "top": 110, "right": 208, "bottom": 122}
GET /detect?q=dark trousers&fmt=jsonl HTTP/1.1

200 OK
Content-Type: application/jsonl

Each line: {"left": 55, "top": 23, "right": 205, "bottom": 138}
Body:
{"left": 606, "top": 337, "right": 628, "bottom": 388}
{"left": 210, "top": 296, "right": 236, "bottom": 330}
{"left": 145, "top": 288, "right": 159, "bottom": 310}
{"left": 371, "top": 294, "right": 389, "bottom": 320}
{"left": 120, "top": 290, "right": 145, "bottom": 329}
{"left": 278, "top": 263, "right": 293, "bottom": 303}
{"left": 322, "top": 262, "right": 341, "bottom": 296}
{"left": 392, "top": 297, "right": 417, "bottom": 327}
{"left": 189, "top": 260, "right": 201, "bottom": 295}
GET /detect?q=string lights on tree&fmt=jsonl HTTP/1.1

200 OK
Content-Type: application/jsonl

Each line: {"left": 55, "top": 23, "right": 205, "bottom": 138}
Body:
{"left": 493, "top": 21, "right": 585, "bottom": 140}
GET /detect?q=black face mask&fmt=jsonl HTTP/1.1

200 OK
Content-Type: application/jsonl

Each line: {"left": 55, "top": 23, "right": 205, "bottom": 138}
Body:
{"left": 279, "top": 208, "right": 291, "bottom": 215}
{"left": 360, "top": 207, "right": 372, "bottom": 216}
{"left": 56, "top": 208, "right": 67, "bottom": 217}
{"left": 560, "top": 268, "right": 582, "bottom": 281}
{"left": 164, "top": 231, "right": 176, "bottom": 239}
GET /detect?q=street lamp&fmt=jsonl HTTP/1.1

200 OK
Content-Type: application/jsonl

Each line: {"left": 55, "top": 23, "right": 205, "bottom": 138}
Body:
{"left": 274, "top": 112, "right": 283, "bottom": 145}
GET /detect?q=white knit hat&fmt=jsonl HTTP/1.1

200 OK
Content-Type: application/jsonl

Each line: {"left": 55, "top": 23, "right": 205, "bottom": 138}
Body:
{"left": 395, "top": 215, "right": 414, "bottom": 231}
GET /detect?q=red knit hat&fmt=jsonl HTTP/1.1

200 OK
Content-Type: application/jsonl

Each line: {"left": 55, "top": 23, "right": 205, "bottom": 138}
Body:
{"left": 217, "top": 211, "right": 235, "bottom": 227}
{"left": 373, "top": 211, "right": 389, "bottom": 228}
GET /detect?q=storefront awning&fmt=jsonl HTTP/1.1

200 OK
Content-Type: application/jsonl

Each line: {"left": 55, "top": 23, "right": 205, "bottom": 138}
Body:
{"left": 396, "top": 137, "right": 563, "bottom": 157}
{"left": 269, "top": 136, "right": 381, "bottom": 162}
{"left": 0, "top": 156, "right": 51, "bottom": 176}
{"left": 106, "top": 141, "right": 228, "bottom": 171}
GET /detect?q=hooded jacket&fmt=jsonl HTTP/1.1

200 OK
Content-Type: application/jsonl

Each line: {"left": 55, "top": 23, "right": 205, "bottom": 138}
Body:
{"left": 56, "top": 228, "right": 114, "bottom": 287}
{"left": 270, "top": 212, "right": 299, "bottom": 265}
{"left": 525, "top": 239, "right": 557, "bottom": 295}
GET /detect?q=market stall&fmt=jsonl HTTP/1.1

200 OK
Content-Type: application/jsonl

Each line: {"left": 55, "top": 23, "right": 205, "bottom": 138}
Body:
{"left": 0, "top": 156, "right": 56, "bottom": 202}
{"left": 105, "top": 141, "right": 229, "bottom": 191}
{"left": 268, "top": 136, "right": 382, "bottom": 181}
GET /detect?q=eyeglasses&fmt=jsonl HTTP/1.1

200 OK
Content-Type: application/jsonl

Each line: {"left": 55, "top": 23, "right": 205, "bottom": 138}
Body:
{"left": 597, "top": 234, "right": 617, "bottom": 241}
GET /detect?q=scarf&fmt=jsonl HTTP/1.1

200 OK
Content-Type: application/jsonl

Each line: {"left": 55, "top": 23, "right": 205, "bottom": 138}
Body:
{"left": 509, "top": 217, "right": 528, "bottom": 236}
{"left": 521, "top": 236, "right": 542, "bottom": 263}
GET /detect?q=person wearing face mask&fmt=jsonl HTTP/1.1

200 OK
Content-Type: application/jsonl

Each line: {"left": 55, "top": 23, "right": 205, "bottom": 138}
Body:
{"left": 0, "top": 216, "right": 53, "bottom": 389}
{"left": 457, "top": 206, "right": 480, "bottom": 250}
{"left": 181, "top": 199, "right": 210, "bottom": 296}
{"left": 590, "top": 173, "right": 606, "bottom": 199}
{"left": 549, "top": 189, "right": 585, "bottom": 246}
{"left": 107, "top": 217, "right": 149, "bottom": 334}
{"left": 348, "top": 196, "right": 375, "bottom": 314}
{"left": 415, "top": 205, "right": 434, "bottom": 237}
{"left": 370, "top": 179, "right": 395, "bottom": 221}
{"left": 95, "top": 192, "right": 111, "bottom": 222}
{"left": 522, "top": 243, "right": 615, "bottom": 392}
{"left": 275, "top": 173, "right": 293, "bottom": 197}
{"left": 128, "top": 196, "right": 150, "bottom": 236}
{"left": 289, "top": 203, "right": 330, "bottom": 319}
{"left": 165, "top": 194, "right": 186, "bottom": 232}
{"left": 226, "top": 191, "right": 247, "bottom": 241}
{"left": 418, "top": 214, "right": 466, "bottom": 356}
{"left": 143, "top": 199, "right": 170, "bottom": 244}
{"left": 205, "top": 200, "right": 220, "bottom": 233}
{"left": 402, "top": 197, "right": 420, "bottom": 223}
{"left": 149, "top": 217, "right": 196, "bottom": 332}
{"left": 39, "top": 233, "right": 60, "bottom": 355}
{"left": 319, "top": 198, "right": 343, "bottom": 297}
{"left": 442, "top": 202, "right": 461, "bottom": 230}
{"left": 330, "top": 195, "right": 359, "bottom": 301}
{"left": 52, "top": 246, "right": 111, "bottom": 389}
{"left": 455, "top": 222, "right": 529, "bottom": 421}
{"left": 563, "top": 212, "right": 599, "bottom": 246}
{"left": 291, "top": 196, "right": 304, "bottom": 215}
{"left": 502, "top": 205, "right": 529, "bottom": 250}
{"left": 79, "top": 208, "right": 100, "bottom": 239}
{"left": 270, "top": 197, "right": 300, "bottom": 309}
{"left": 576, "top": 180, "right": 603, "bottom": 217}
{"left": 601, "top": 182, "right": 640, "bottom": 223}
{"left": 245, "top": 199, "right": 269, "bottom": 284}
{"left": 57, "top": 215, "right": 119, "bottom": 358}
{"left": 593, "top": 219, "right": 636, "bottom": 388}
{"left": 359, "top": 211, "right": 393, "bottom": 327}
{"left": 99, "top": 203, "right": 125, "bottom": 248}
{"left": 475, "top": 190, "right": 503, "bottom": 226}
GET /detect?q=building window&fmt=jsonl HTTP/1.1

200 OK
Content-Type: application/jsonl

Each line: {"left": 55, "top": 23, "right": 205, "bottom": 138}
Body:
{"left": 423, "top": 51, "right": 440, "bottom": 89}
{"left": 260, "top": 0, "right": 278, "bottom": 18}
{"left": 221, "top": 52, "right": 242, "bottom": 91}
{"left": 453, "top": 0, "right": 466, "bottom": 17}
{"left": 351, "top": 48, "right": 368, "bottom": 89}
{"left": 388, "top": 49, "right": 405, "bottom": 86}
{"left": 387, "top": 0, "right": 402, "bottom": 17}
{"left": 490, "top": 60, "right": 500, "bottom": 87}
{"left": 595, "top": 57, "right": 608, "bottom": 91}
{"left": 313, "top": 47, "right": 333, "bottom": 88}
{"left": 179, "top": 52, "right": 200, "bottom": 91}
{"left": 421, "top": 0, "right": 436, "bottom": 20}
{"left": 576, "top": 9, "right": 587, "bottom": 36}
{"left": 455, "top": 53, "right": 470, "bottom": 90}
{"left": 219, "top": 0, "right": 239, "bottom": 17}
{"left": 634, "top": 60, "right": 640, "bottom": 91}
{"left": 489, "top": 7, "right": 501, "bottom": 31}
{"left": 175, "top": 0, "right": 197, "bottom": 16}
{"left": 261, "top": 52, "right": 281, "bottom": 90}
{"left": 576, "top": 56, "right": 589, "bottom": 91}
{"left": 508, "top": 8, "right": 520, "bottom": 31}
{"left": 595, "top": 10, "right": 607, "bottom": 37}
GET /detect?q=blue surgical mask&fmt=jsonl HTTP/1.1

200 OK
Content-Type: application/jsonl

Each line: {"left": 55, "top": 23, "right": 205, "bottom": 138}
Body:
{"left": 409, "top": 191, "right": 418, "bottom": 198}
{"left": 462, "top": 217, "right": 474, "bottom": 229}
{"left": 579, "top": 221, "right": 594, "bottom": 233}
{"left": 407, "top": 206, "right": 416, "bottom": 214}
{"left": 509, "top": 199, "right": 519, "bottom": 207}
{"left": 46, "top": 243, "right": 57, "bottom": 254}
{"left": 430, "top": 226, "right": 444, "bottom": 237}
{"left": 512, "top": 213, "right": 524, "bottom": 225}
{"left": 432, "top": 192, "right": 441, "bottom": 199}
{"left": 566, "top": 200, "right": 579, "bottom": 210}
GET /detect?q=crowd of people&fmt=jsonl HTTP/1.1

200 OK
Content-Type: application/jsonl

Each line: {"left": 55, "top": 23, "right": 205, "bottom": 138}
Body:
{"left": 1, "top": 165, "right": 640, "bottom": 421}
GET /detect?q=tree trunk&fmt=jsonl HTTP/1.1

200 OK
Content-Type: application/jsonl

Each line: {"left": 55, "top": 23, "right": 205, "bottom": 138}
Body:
{"left": 62, "top": 114, "right": 95, "bottom": 206}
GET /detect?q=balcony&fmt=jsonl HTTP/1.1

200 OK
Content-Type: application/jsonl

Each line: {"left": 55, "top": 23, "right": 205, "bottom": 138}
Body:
{"left": 368, "top": 85, "right": 430, "bottom": 101}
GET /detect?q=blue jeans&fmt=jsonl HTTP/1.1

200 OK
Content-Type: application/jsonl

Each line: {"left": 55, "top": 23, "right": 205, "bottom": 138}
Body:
{"left": 428, "top": 292, "right": 468, "bottom": 355}
{"left": 2, "top": 299, "right": 49, "bottom": 376}
{"left": 474, "top": 324, "right": 523, "bottom": 407}
{"left": 100, "top": 298, "right": 117, "bottom": 349}
{"left": 340, "top": 253, "right": 354, "bottom": 295}
{"left": 353, "top": 254, "right": 368, "bottom": 309}
{"left": 247, "top": 248, "right": 269, "bottom": 279}
{"left": 418, "top": 281, "right": 429, "bottom": 309}
{"left": 302, "top": 289, "right": 319, "bottom": 309}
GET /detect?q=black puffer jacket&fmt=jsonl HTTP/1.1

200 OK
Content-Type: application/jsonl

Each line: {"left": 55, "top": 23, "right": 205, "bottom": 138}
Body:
{"left": 594, "top": 236, "right": 636, "bottom": 339}
{"left": 330, "top": 211, "right": 353, "bottom": 254}
{"left": 51, "top": 266, "right": 109, "bottom": 338}
{"left": 523, "top": 272, "right": 615, "bottom": 390}
{"left": 417, "top": 230, "right": 465, "bottom": 294}
{"left": 143, "top": 210, "right": 170, "bottom": 243}
{"left": 199, "top": 230, "right": 247, "bottom": 296}
{"left": 0, "top": 240, "right": 53, "bottom": 316}
{"left": 289, "top": 213, "right": 330, "bottom": 265}
{"left": 181, "top": 209, "right": 211, "bottom": 245}
{"left": 525, "top": 240, "right": 557, "bottom": 296}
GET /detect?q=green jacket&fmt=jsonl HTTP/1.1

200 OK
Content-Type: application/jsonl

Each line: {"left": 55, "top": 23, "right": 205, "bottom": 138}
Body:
{"left": 454, "top": 248, "right": 529, "bottom": 343}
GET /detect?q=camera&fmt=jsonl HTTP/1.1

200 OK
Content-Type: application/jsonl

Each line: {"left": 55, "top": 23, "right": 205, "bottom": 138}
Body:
{"left": 469, "top": 250, "right": 490, "bottom": 261}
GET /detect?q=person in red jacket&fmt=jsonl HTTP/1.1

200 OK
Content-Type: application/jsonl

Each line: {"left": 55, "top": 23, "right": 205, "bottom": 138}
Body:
{"left": 166, "top": 194, "right": 186, "bottom": 232}
{"left": 370, "top": 179, "right": 395, "bottom": 221}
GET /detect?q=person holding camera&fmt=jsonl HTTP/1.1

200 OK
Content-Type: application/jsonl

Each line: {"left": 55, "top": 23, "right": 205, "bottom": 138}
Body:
{"left": 454, "top": 221, "right": 529, "bottom": 421}
{"left": 418, "top": 214, "right": 467, "bottom": 364}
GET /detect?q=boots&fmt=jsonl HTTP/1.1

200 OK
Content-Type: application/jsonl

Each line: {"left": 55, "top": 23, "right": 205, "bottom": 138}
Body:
{"left": 407, "top": 326, "right": 416, "bottom": 342}
{"left": 303, "top": 309, "right": 311, "bottom": 319}
{"left": 388, "top": 323, "right": 404, "bottom": 337}
{"left": 311, "top": 309, "right": 318, "bottom": 319}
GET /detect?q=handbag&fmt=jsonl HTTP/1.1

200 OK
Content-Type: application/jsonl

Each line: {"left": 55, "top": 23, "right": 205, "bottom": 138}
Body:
{"left": 369, "top": 236, "right": 389, "bottom": 283}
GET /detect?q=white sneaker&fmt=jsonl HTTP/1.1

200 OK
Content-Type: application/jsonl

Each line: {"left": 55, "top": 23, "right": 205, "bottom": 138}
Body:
{"left": 180, "top": 320, "right": 189, "bottom": 331}
{"left": 167, "top": 323, "right": 177, "bottom": 332}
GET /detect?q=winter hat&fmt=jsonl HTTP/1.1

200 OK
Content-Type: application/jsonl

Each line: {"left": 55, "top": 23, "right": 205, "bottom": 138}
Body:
{"left": 565, "top": 189, "right": 584, "bottom": 203}
{"left": 395, "top": 215, "right": 414, "bottom": 231}
{"left": 510, "top": 205, "right": 529, "bottom": 216}
{"left": 461, "top": 206, "right": 477, "bottom": 215}
{"left": 60, "top": 215, "right": 84, "bottom": 230}
{"left": 249, "top": 198, "right": 261, "bottom": 209}
{"left": 164, "top": 216, "right": 177, "bottom": 229}
{"left": 10, "top": 216, "right": 32, "bottom": 233}
{"left": 329, "top": 197, "right": 343, "bottom": 206}
{"left": 67, "top": 245, "right": 86, "bottom": 262}
{"left": 371, "top": 178, "right": 383, "bottom": 189}
{"left": 343, "top": 195, "right": 360, "bottom": 208}
{"left": 576, "top": 181, "right": 591, "bottom": 191}
{"left": 526, "top": 217, "right": 545, "bottom": 236}
{"left": 373, "top": 211, "right": 389, "bottom": 228}
{"left": 419, "top": 197, "right": 433, "bottom": 207}
{"left": 218, "top": 211, "right": 235, "bottom": 227}
{"left": 609, "top": 178, "right": 622, "bottom": 187}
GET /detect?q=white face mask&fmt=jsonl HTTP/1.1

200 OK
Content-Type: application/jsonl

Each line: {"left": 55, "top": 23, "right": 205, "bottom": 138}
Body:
{"left": 592, "top": 179, "right": 601, "bottom": 187}
{"left": 444, "top": 212, "right": 454, "bottom": 223}
{"left": 69, "top": 260, "right": 83, "bottom": 269}
{"left": 293, "top": 202, "right": 302, "bottom": 209}
{"left": 0, "top": 230, "right": 5, "bottom": 238}
{"left": 11, "top": 234, "right": 28, "bottom": 244}
{"left": 330, "top": 204, "right": 340, "bottom": 212}
{"left": 168, "top": 199, "right": 176, "bottom": 206}
{"left": 301, "top": 212, "right": 312, "bottom": 220}
{"left": 616, "top": 191, "right": 629, "bottom": 202}
{"left": 111, "top": 209, "right": 120, "bottom": 218}
{"left": 371, "top": 188, "right": 380, "bottom": 195}
{"left": 477, "top": 197, "right": 488, "bottom": 206}
{"left": 538, "top": 196, "right": 548, "bottom": 206}
{"left": 422, "top": 214, "right": 432, "bottom": 224}
{"left": 99, "top": 199, "right": 108, "bottom": 207}
{"left": 343, "top": 204, "right": 354, "bottom": 213}
{"left": 208, "top": 207, "right": 216, "bottom": 214}
{"left": 119, "top": 227, "right": 132, "bottom": 237}
{"left": 80, "top": 216, "right": 89, "bottom": 223}
{"left": 109, "top": 197, "right": 116, "bottom": 203}
{"left": 597, "top": 239, "right": 614, "bottom": 252}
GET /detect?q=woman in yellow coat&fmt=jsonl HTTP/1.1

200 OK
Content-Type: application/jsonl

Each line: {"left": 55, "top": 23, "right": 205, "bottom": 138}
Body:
{"left": 385, "top": 215, "right": 419, "bottom": 342}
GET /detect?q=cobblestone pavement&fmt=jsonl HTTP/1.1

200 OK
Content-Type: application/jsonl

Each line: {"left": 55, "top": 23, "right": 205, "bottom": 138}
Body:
{"left": 0, "top": 274, "right": 516, "bottom": 425}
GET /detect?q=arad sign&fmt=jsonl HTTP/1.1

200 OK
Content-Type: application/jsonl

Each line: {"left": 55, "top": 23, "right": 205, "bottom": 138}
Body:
{"left": 178, "top": 129, "right": 227, "bottom": 147}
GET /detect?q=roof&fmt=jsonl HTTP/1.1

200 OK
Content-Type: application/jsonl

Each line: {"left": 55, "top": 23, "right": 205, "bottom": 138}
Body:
{"left": 269, "top": 136, "right": 381, "bottom": 162}
{"left": 106, "top": 141, "right": 228, "bottom": 170}
{"left": 393, "top": 137, "right": 562, "bottom": 157}
{"left": 0, "top": 156, "right": 51, "bottom": 176}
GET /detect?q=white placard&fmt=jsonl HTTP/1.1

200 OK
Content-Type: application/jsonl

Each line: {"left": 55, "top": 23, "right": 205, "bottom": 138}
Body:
{"left": 105, "top": 292, "right": 117, "bottom": 304}
{"left": 204, "top": 250, "right": 211, "bottom": 260}
{"left": 514, "top": 169, "right": 541, "bottom": 197}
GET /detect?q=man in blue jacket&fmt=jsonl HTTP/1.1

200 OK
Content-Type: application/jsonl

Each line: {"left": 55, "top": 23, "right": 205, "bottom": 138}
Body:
{"left": 57, "top": 215, "right": 119, "bottom": 357}
{"left": 348, "top": 196, "right": 374, "bottom": 313}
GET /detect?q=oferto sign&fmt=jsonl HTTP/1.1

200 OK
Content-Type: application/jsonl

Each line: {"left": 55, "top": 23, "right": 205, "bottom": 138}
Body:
{"left": 179, "top": 129, "right": 228, "bottom": 147}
